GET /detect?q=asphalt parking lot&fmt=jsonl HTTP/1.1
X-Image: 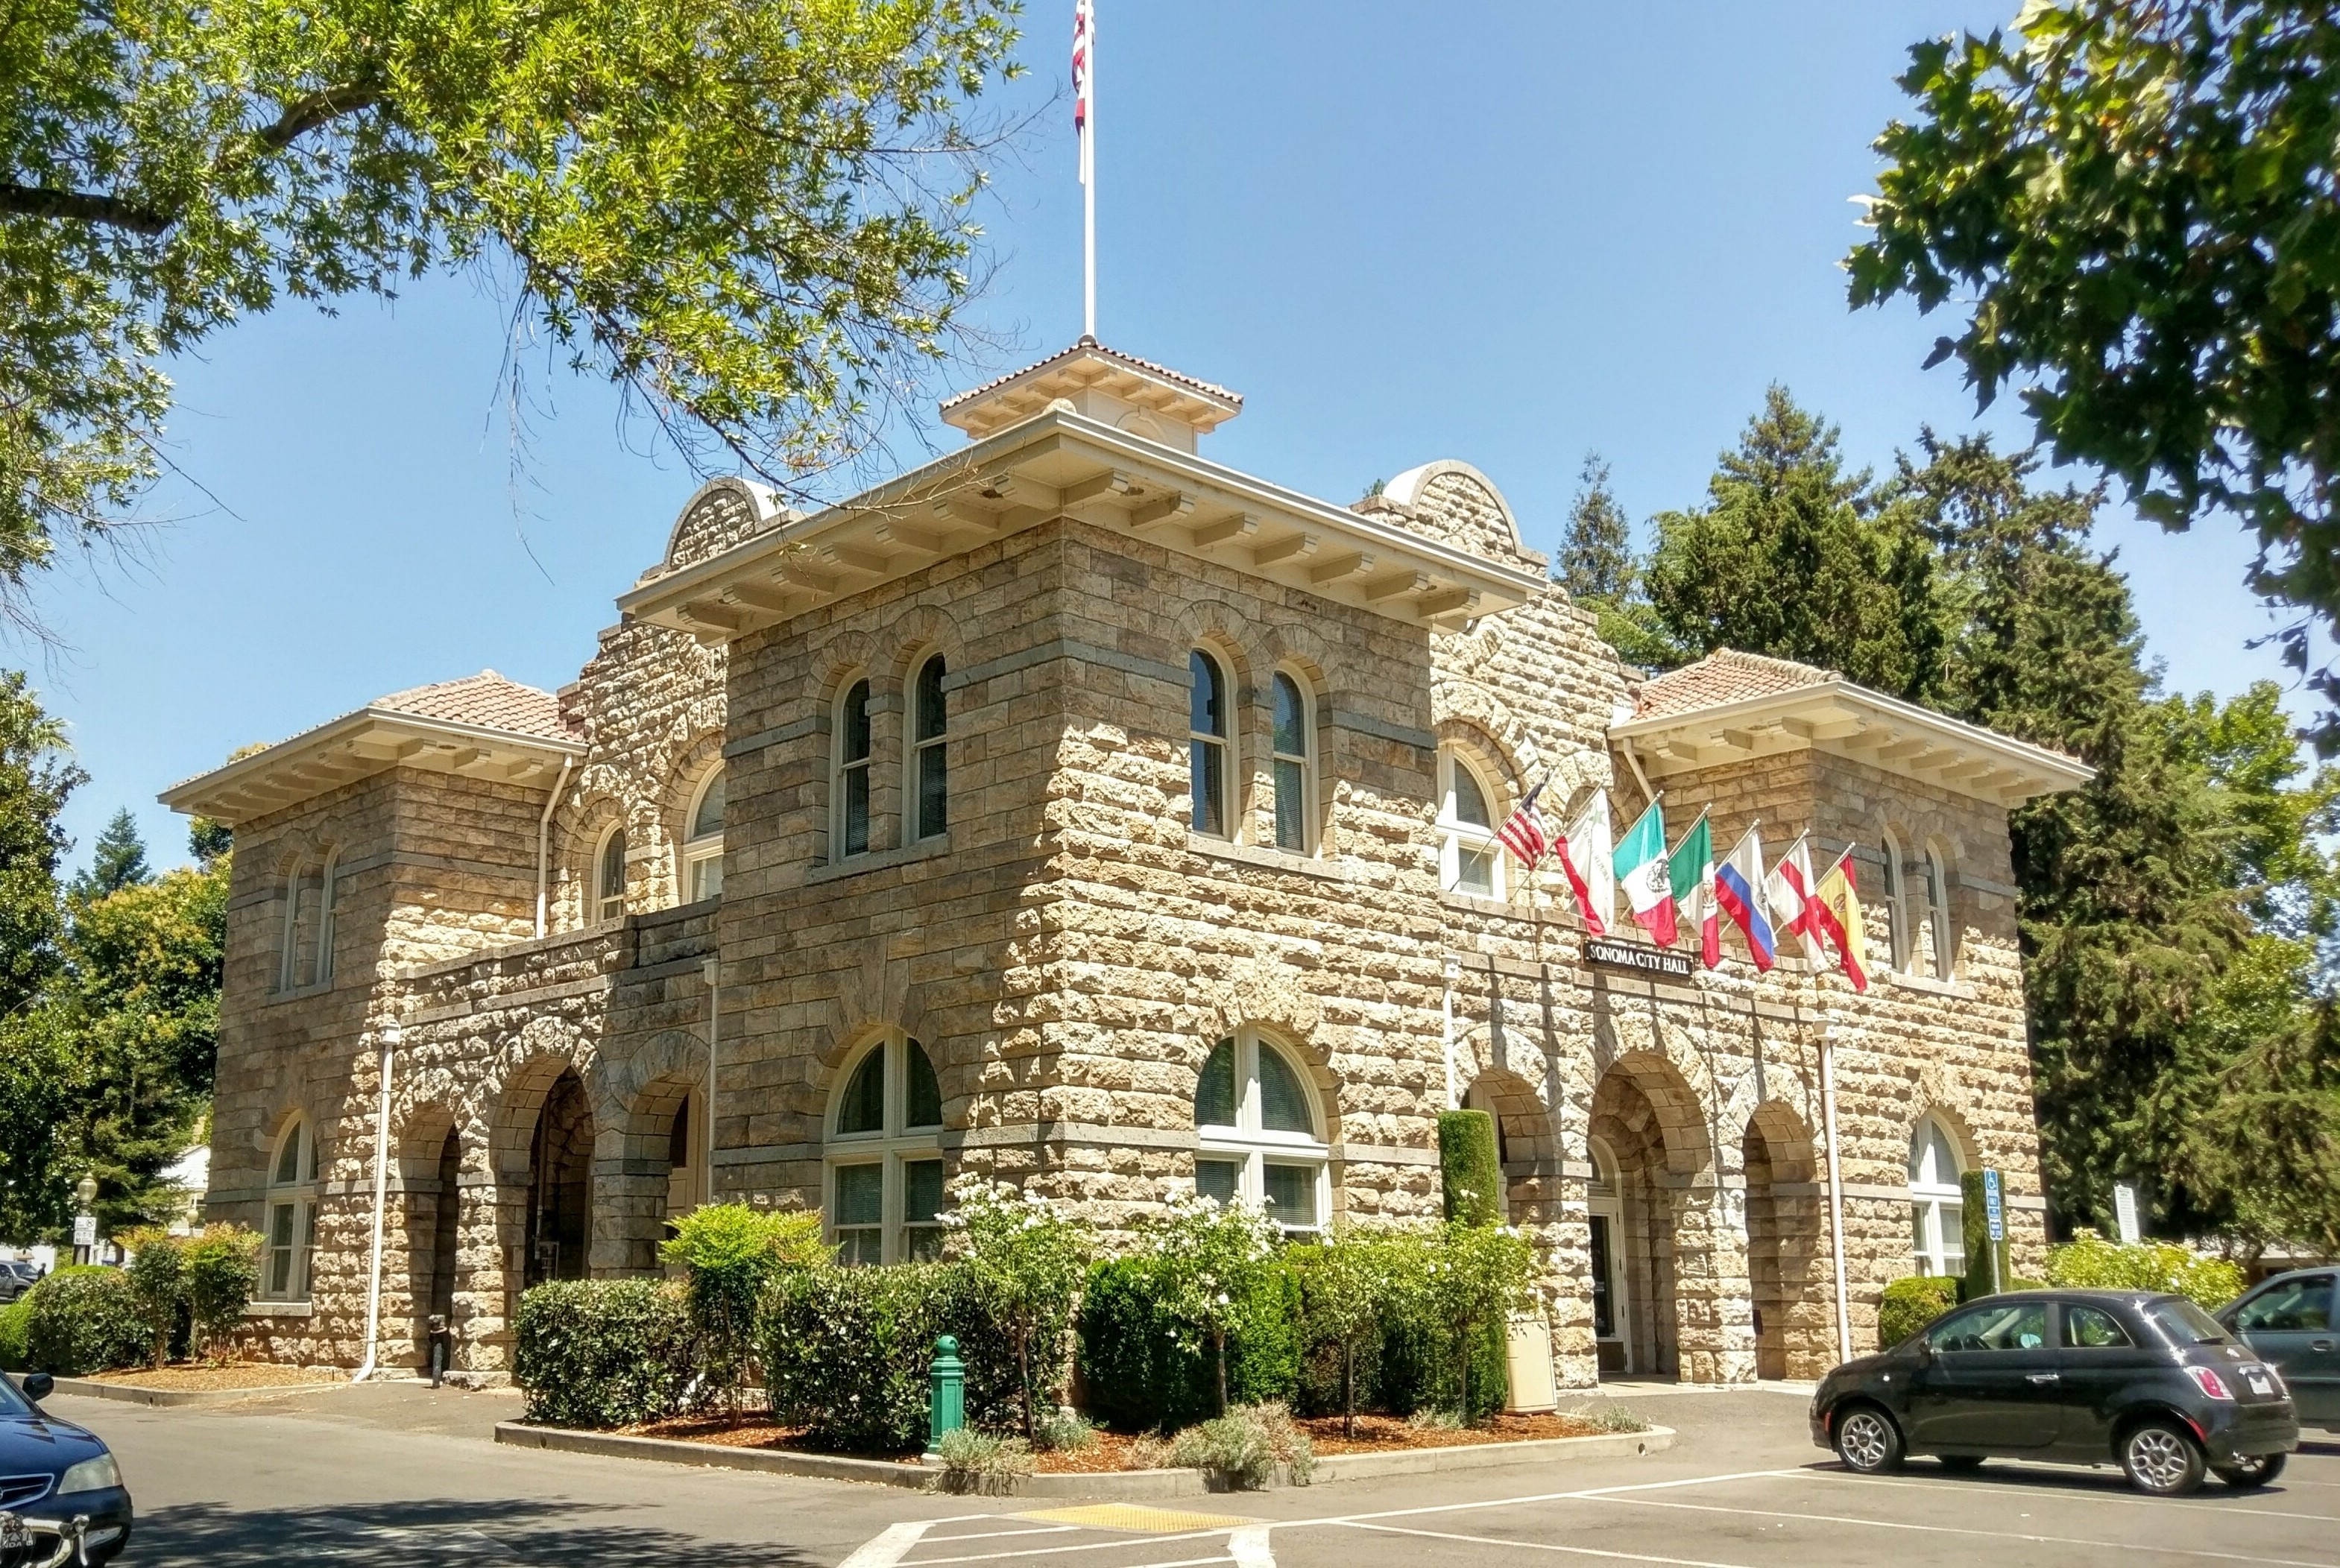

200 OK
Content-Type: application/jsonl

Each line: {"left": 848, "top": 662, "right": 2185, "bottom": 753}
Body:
{"left": 51, "top": 1383, "right": 2340, "bottom": 1568}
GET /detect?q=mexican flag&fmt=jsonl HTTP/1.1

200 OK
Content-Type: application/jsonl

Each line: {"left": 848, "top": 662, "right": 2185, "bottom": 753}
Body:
{"left": 1669, "top": 810, "right": 1719, "bottom": 968}
{"left": 1615, "top": 800, "right": 1677, "bottom": 946}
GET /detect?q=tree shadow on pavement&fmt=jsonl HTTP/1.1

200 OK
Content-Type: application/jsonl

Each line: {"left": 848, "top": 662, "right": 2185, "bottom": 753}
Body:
{"left": 138, "top": 1497, "right": 821, "bottom": 1567}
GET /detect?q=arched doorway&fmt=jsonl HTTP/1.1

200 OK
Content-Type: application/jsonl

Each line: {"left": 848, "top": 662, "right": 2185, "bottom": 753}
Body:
{"left": 1743, "top": 1104, "right": 1821, "bottom": 1379}
{"left": 524, "top": 1069, "right": 593, "bottom": 1288}
{"left": 427, "top": 1127, "right": 461, "bottom": 1331}
{"left": 1588, "top": 1051, "right": 1712, "bottom": 1381}
{"left": 1587, "top": 1137, "right": 1630, "bottom": 1374}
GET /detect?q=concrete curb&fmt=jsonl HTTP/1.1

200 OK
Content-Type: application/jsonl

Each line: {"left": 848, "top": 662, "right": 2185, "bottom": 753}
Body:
{"left": 48, "top": 1375, "right": 346, "bottom": 1408}
{"left": 492, "top": 1420, "right": 1674, "bottom": 1496}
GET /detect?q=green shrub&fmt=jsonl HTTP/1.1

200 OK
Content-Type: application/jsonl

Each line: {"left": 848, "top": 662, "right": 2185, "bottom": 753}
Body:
{"left": 930, "top": 1428, "right": 1033, "bottom": 1493}
{"left": 761, "top": 1262, "right": 970, "bottom": 1452}
{"left": 1438, "top": 1110, "right": 1503, "bottom": 1228}
{"left": 0, "top": 1299, "right": 29, "bottom": 1371}
{"left": 1877, "top": 1276, "right": 1959, "bottom": 1348}
{"left": 181, "top": 1225, "right": 260, "bottom": 1358}
{"left": 1164, "top": 1402, "right": 1313, "bottom": 1489}
{"left": 2046, "top": 1233, "right": 2248, "bottom": 1309}
{"left": 1565, "top": 1400, "right": 1650, "bottom": 1434}
{"left": 511, "top": 1279, "right": 698, "bottom": 1428}
{"left": 1032, "top": 1406, "right": 1097, "bottom": 1453}
{"left": 658, "top": 1204, "right": 826, "bottom": 1409}
{"left": 24, "top": 1268, "right": 148, "bottom": 1376}
{"left": 1076, "top": 1255, "right": 1300, "bottom": 1432}
{"left": 944, "top": 1183, "right": 1092, "bottom": 1438}
{"left": 122, "top": 1230, "right": 188, "bottom": 1368}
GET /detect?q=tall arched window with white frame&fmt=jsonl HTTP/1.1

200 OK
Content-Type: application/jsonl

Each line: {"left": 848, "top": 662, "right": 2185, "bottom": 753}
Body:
{"left": 263, "top": 1117, "right": 321, "bottom": 1303}
{"left": 1908, "top": 1116, "right": 1966, "bottom": 1277}
{"left": 594, "top": 824, "right": 628, "bottom": 923}
{"left": 1193, "top": 1029, "right": 1329, "bottom": 1234}
{"left": 1924, "top": 845, "right": 1955, "bottom": 979}
{"left": 315, "top": 852, "right": 340, "bottom": 984}
{"left": 1879, "top": 833, "right": 1908, "bottom": 971}
{"left": 1437, "top": 749, "right": 1503, "bottom": 897}
{"left": 1270, "top": 671, "right": 1313, "bottom": 853}
{"left": 825, "top": 1033, "right": 944, "bottom": 1264}
{"left": 911, "top": 654, "right": 948, "bottom": 841}
{"left": 833, "top": 677, "right": 873, "bottom": 858}
{"left": 683, "top": 768, "right": 725, "bottom": 902}
{"left": 1189, "top": 650, "right": 1232, "bottom": 838}
{"left": 277, "top": 858, "right": 327, "bottom": 991}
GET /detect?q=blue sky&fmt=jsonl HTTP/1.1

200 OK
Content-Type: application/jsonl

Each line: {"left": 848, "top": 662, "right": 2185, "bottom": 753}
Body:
{"left": 31, "top": 1, "right": 2301, "bottom": 874}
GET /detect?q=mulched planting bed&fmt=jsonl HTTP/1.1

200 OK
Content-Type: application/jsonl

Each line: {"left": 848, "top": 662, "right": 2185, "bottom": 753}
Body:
{"left": 83, "top": 1364, "right": 344, "bottom": 1391}
{"left": 613, "top": 1410, "right": 1624, "bottom": 1471}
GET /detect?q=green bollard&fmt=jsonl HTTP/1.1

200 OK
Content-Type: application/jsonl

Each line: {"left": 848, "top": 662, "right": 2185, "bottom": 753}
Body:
{"left": 925, "top": 1334, "right": 965, "bottom": 1458}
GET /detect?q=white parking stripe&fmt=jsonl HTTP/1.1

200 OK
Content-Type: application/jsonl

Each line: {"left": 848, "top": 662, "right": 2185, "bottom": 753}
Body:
{"left": 928, "top": 1527, "right": 1085, "bottom": 1543}
{"left": 1303, "top": 1467, "right": 1808, "bottom": 1528}
{"left": 1793, "top": 1464, "right": 2340, "bottom": 1523}
{"left": 1228, "top": 1526, "right": 1273, "bottom": 1568}
{"left": 843, "top": 1521, "right": 939, "bottom": 1568}
{"left": 1340, "top": 1520, "right": 1757, "bottom": 1568}
{"left": 906, "top": 1530, "right": 1232, "bottom": 1566}
{"left": 1589, "top": 1492, "right": 2335, "bottom": 1568}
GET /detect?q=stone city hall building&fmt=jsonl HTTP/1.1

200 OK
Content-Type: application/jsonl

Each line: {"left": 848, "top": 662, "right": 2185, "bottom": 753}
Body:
{"left": 165, "top": 344, "right": 2090, "bottom": 1388}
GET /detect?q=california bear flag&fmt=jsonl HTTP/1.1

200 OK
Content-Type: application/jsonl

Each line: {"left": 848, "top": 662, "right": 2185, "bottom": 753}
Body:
{"left": 1614, "top": 801, "right": 1677, "bottom": 946}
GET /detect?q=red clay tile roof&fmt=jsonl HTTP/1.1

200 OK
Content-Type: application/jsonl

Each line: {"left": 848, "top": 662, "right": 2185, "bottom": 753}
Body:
{"left": 372, "top": 671, "right": 577, "bottom": 741}
{"left": 941, "top": 338, "right": 1242, "bottom": 411}
{"left": 1631, "top": 651, "right": 1838, "bottom": 721}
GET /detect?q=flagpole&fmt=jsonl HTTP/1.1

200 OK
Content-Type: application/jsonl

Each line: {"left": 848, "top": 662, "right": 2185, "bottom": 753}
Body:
{"left": 1082, "top": 0, "right": 1097, "bottom": 341}
{"left": 1817, "top": 990, "right": 1854, "bottom": 1364}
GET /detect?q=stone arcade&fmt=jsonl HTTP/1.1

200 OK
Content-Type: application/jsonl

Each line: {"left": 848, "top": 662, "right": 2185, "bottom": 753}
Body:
{"left": 164, "top": 344, "right": 2090, "bottom": 1388}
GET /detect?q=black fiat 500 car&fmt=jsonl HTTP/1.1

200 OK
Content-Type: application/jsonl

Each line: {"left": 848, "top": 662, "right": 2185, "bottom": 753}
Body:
{"left": 2218, "top": 1268, "right": 2339, "bottom": 1433}
{"left": 0, "top": 1371, "right": 133, "bottom": 1564}
{"left": 1811, "top": 1289, "right": 2298, "bottom": 1495}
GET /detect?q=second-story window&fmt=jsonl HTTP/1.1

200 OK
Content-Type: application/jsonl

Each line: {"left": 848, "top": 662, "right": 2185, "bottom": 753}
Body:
{"left": 912, "top": 654, "right": 947, "bottom": 840}
{"left": 835, "top": 677, "right": 873, "bottom": 857}
{"left": 1270, "top": 671, "right": 1312, "bottom": 853}
{"left": 684, "top": 770, "right": 725, "bottom": 901}
{"left": 596, "top": 826, "right": 628, "bottom": 923}
{"left": 278, "top": 856, "right": 328, "bottom": 991}
{"left": 1438, "top": 750, "right": 1502, "bottom": 897}
{"left": 1190, "top": 650, "right": 1230, "bottom": 838}
{"left": 315, "top": 853, "right": 340, "bottom": 984}
{"left": 1879, "top": 834, "right": 1908, "bottom": 971}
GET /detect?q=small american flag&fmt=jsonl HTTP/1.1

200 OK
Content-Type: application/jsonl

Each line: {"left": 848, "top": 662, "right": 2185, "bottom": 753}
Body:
{"left": 1073, "top": 0, "right": 1094, "bottom": 180}
{"left": 1496, "top": 779, "right": 1550, "bottom": 866}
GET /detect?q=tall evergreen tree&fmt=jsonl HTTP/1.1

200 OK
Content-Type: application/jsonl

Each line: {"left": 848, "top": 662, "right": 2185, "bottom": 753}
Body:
{"left": 69, "top": 808, "right": 150, "bottom": 902}
{"left": 1643, "top": 387, "right": 1947, "bottom": 701}
{"left": 1560, "top": 454, "right": 1634, "bottom": 601}
{"left": 0, "top": 675, "right": 83, "bottom": 1239}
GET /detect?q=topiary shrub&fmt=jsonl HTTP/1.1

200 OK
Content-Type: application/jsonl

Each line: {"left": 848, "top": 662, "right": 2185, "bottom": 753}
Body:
{"left": 180, "top": 1225, "right": 261, "bottom": 1359}
{"left": 121, "top": 1230, "right": 189, "bottom": 1368}
{"left": 511, "top": 1279, "right": 698, "bottom": 1428}
{"left": 0, "top": 1298, "right": 30, "bottom": 1372}
{"left": 23, "top": 1267, "right": 148, "bottom": 1376}
{"left": 1438, "top": 1110, "right": 1503, "bottom": 1227}
{"left": 1877, "top": 1275, "right": 1960, "bottom": 1349}
{"left": 2046, "top": 1232, "right": 2248, "bottom": 1309}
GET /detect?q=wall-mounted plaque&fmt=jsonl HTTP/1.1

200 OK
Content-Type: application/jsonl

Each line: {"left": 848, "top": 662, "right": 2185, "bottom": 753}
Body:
{"left": 1583, "top": 936, "right": 1694, "bottom": 981}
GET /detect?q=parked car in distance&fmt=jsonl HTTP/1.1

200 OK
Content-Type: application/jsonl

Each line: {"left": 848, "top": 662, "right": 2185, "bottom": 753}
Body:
{"left": 0, "top": 1262, "right": 38, "bottom": 1303}
{"left": 2218, "top": 1268, "right": 2339, "bottom": 1433}
{"left": 0, "top": 1371, "right": 133, "bottom": 1564}
{"left": 1811, "top": 1289, "right": 2298, "bottom": 1496}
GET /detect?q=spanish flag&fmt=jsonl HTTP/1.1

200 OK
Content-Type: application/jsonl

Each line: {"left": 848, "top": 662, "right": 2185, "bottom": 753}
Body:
{"left": 1810, "top": 850, "right": 1869, "bottom": 993}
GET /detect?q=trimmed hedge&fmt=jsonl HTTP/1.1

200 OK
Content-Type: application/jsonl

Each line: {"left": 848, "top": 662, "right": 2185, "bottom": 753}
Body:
{"left": 760, "top": 1261, "right": 1021, "bottom": 1452}
{"left": 1077, "top": 1256, "right": 1301, "bottom": 1432}
{"left": 2046, "top": 1235, "right": 2247, "bottom": 1309}
{"left": 1438, "top": 1110, "right": 1503, "bottom": 1228}
{"left": 1877, "top": 1275, "right": 1958, "bottom": 1348}
{"left": 24, "top": 1267, "right": 148, "bottom": 1376}
{"left": 511, "top": 1279, "right": 698, "bottom": 1428}
{"left": 0, "top": 1298, "right": 28, "bottom": 1371}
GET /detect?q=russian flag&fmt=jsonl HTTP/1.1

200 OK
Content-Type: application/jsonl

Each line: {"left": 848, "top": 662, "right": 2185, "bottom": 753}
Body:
{"left": 1716, "top": 823, "right": 1775, "bottom": 972}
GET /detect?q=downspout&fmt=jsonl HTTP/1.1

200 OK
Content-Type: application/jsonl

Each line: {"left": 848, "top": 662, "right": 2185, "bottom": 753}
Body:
{"left": 353, "top": 1018, "right": 399, "bottom": 1383}
{"left": 702, "top": 957, "right": 719, "bottom": 1207}
{"left": 534, "top": 756, "right": 575, "bottom": 938}
{"left": 1617, "top": 737, "right": 1658, "bottom": 812}
{"left": 1817, "top": 1005, "right": 1853, "bottom": 1365}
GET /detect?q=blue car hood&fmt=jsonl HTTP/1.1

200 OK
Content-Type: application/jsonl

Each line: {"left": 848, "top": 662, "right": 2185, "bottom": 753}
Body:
{"left": 0, "top": 1411, "right": 105, "bottom": 1472}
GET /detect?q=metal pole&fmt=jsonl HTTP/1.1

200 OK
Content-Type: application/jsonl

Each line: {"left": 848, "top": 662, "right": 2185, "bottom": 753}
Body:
{"left": 1818, "top": 1008, "right": 1853, "bottom": 1364}
{"left": 354, "top": 1019, "right": 399, "bottom": 1382}
{"left": 703, "top": 957, "right": 719, "bottom": 1208}
{"left": 1082, "top": 0, "right": 1097, "bottom": 339}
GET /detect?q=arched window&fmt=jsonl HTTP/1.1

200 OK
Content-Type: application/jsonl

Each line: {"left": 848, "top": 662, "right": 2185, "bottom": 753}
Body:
{"left": 684, "top": 769, "right": 725, "bottom": 902}
{"left": 1193, "top": 1029, "right": 1328, "bottom": 1234}
{"left": 315, "top": 852, "right": 340, "bottom": 984}
{"left": 826, "top": 1033, "right": 944, "bottom": 1265}
{"left": 594, "top": 825, "right": 628, "bottom": 923}
{"left": 263, "top": 1117, "right": 321, "bottom": 1303}
{"left": 1879, "top": 834, "right": 1908, "bottom": 972}
{"left": 1437, "top": 749, "right": 1502, "bottom": 897}
{"left": 1189, "top": 650, "right": 1232, "bottom": 838}
{"left": 277, "top": 857, "right": 327, "bottom": 991}
{"left": 1908, "top": 1116, "right": 1966, "bottom": 1277}
{"left": 912, "top": 654, "right": 948, "bottom": 841}
{"left": 833, "top": 677, "right": 873, "bottom": 858}
{"left": 1924, "top": 846, "right": 1955, "bottom": 979}
{"left": 1270, "top": 671, "right": 1313, "bottom": 853}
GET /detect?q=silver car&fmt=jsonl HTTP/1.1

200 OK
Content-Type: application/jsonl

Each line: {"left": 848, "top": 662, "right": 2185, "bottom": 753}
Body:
{"left": 2218, "top": 1268, "right": 2339, "bottom": 1433}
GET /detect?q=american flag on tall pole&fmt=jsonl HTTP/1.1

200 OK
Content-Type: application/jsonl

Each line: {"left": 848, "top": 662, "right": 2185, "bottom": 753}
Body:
{"left": 1495, "top": 779, "right": 1550, "bottom": 866}
{"left": 1073, "top": 0, "right": 1097, "bottom": 338}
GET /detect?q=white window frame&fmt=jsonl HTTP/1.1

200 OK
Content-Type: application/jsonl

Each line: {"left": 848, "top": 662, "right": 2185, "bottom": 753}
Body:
{"left": 593, "top": 823, "right": 628, "bottom": 923}
{"left": 1437, "top": 748, "right": 1504, "bottom": 898}
{"left": 315, "top": 851, "right": 339, "bottom": 984}
{"left": 833, "top": 674, "right": 874, "bottom": 859}
{"left": 1925, "top": 845, "right": 1954, "bottom": 979}
{"left": 1193, "top": 1028, "right": 1329, "bottom": 1235}
{"left": 683, "top": 768, "right": 725, "bottom": 902}
{"left": 277, "top": 856, "right": 328, "bottom": 992}
{"left": 824, "top": 1032, "right": 944, "bottom": 1265}
{"left": 1189, "top": 649, "right": 1233, "bottom": 840}
{"left": 1908, "top": 1115, "right": 1966, "bottom": 1278}
{"left": 909, "top": 652, "right": 949, "bottom": 842}
{"left": 1269, "top": 669, "right": 1314, "bottom": 854}
{"left": 1879, "top": 833, "right": 1909, "bottom": 972}
{"left": 262, "top": 1117, "right": 320, "bottom": 1304}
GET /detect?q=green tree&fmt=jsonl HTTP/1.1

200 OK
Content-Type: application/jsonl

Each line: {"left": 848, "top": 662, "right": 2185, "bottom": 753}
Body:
{"left": 3, "top": 0, "right": 1023, "bottom": 611}
{"left": 1559, "top": 453, "right": 1633, "bottom": 601}
{"left": 1642, "top": 387, "right": 1948, "bottom": 701}
{"left": 1135, "top": 1190, "right": 1278, "bottom": 1417}
{"left": 657, "top": 1201, "right": 827, "bottom": 1410}
{"left": 1850, "top": 1, "right": 2340, "bottom": 747}
{"left": 0, "top": 674, "right": 82, "bottom": 1240}
{"left": 69, "top": 808, "right": 150, "bottom": 902}
{"left": 947, "top": 1182, "right": 1092, "bottom": 1438}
